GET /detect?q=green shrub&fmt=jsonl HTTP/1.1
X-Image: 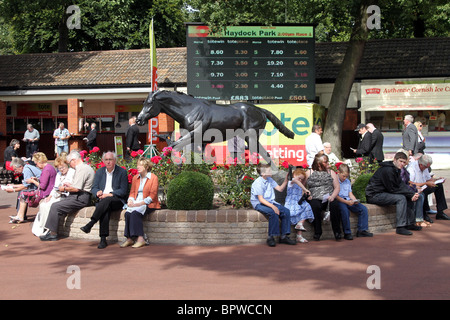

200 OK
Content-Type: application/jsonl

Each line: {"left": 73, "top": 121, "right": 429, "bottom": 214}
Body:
{"left": 166, "top": 171, "right": 214, "bottom": 210}
{"left": 352, "top": 173, "right": 373, "bottom": 203}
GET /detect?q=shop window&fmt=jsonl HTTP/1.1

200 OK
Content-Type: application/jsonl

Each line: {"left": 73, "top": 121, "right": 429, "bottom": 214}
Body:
{"left": 117, "top": 112, "right": 129, "bottom": 123}
{"left": 100, "top": 117, "right": 114, "bottom": 132}
{"left": 58, "top": 105, "right": 68, "bottom": 114}
{"left": 14, "top": 118, "right": 27, "bottom": 133}
{"left": 43, "top": 118, "right": 56, "bottom": 133}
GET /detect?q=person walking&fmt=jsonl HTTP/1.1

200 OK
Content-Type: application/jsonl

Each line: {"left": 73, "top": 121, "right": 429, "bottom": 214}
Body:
{"left": 402, "top": 115, "right": 418, "bottom": 156}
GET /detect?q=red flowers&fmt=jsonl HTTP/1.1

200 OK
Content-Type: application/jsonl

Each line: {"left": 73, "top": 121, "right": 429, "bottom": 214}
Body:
{"left": 89, "top": 146, "right": 100, "bottom": 154}
{"left": 150, "top": 155, "right": 162, "bottom": 164}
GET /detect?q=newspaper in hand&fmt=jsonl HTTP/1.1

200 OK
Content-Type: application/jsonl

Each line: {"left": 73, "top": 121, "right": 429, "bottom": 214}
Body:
{"left": 1, "top": 185, "right": 14, "bottom": 191}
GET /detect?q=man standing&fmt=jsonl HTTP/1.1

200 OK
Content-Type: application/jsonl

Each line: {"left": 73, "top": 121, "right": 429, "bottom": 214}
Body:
{"left": 366, "top": 123, "right": 384, "bottom": 163}
{"left": 305, "top": 124, "right": 324, "bottom": 168}
{"left": 402, "top": 115, "right": 418, "bottom": 156}
{"left": 80, "top": 151, "right": 129, "bottom": 249}
{"left": 23, "top": 124, "right": 40, "bottom": 159}
{"left": 408, "top": 154, "right": 449, "bottom": 221}
{"left": 365, "top": 152, "right": 420, "bottom": 236}
{"left": 84, "top": 122, "right": 97, "bottom": 151}
{"left": 53, "top": 122, "right": 71, "bottom": 156}
{"left": 126, "top": 116, "right": 141, "bottom": 158}
{"left": 40, "top": 150, "right": 95, "bottom": 241}
{"left": 351, "top": 123, "right": 372, "bottom": 157}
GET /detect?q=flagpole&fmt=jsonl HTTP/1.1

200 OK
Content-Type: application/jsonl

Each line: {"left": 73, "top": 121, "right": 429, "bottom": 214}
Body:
{"left": 150, "top": 17, "right": 154, "bottom": 91}
{"left": 149, "top": 18, "right": 154, "bottom": 148}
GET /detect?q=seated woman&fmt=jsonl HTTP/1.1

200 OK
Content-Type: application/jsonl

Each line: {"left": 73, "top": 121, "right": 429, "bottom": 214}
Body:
{"left": 305, "top": 152, "right": 343, "bottom": 241}
{"left": 121, "top": 157, "right": 160, "bottom": 248}
{"left": 26, "top": 152, "right": 57, "bottom": 200}
{"left": 32, "top": 155, "right": 75, "bottom": 236}
{"left": 6, "top": 158, "right": 42, "bottom": 223}
{"left": 4, "top": 139, "right": 21, "bottom": 171}
{"left": 284, "top": 167, "right": 314, "bottom": 243}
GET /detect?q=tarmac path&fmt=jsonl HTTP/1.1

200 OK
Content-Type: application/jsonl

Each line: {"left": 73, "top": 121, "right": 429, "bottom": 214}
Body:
{"left": 1, "top": 171, "right": 449, "bottom": 301}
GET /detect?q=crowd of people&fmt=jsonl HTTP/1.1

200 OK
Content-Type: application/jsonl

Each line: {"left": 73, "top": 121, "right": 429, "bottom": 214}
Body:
{"left": 1, "top": 114, "right": 448, "bottom": 248}
{"left": 251, "top": 114, "right": 448, "bottom": 247}
{"left": 4, "top": 150, "right": 160, "bottom": 249}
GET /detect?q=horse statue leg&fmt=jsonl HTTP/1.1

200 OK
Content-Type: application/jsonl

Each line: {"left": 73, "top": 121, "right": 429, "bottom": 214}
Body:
{"left": 169, "top": 125, "right": 203, "bottom": 153}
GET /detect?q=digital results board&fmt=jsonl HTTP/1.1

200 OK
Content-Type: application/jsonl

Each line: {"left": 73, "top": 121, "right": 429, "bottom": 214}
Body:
{"left": 186, "top": 25, "right": 315, "bottom": 101}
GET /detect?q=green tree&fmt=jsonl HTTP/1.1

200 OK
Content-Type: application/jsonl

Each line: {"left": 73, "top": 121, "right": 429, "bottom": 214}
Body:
{"left": 188, "top": 0, "right": 449, "bottom": 156}
{"left": 0, "top": 0, "right": 188, "bottom": 53}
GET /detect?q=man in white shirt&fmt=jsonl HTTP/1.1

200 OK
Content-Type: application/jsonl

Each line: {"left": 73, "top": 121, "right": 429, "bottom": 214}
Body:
{"left": 408, "top": 154, "right": 449, "bottom": 221}
{"left": 323, "top": 142, "right": 341, "bottom": 165}
{"left": 80, "top": 151, "right": 129, "bottom": 248}
{"left": 305, "top": 125, "right": 324, "bottom": 168}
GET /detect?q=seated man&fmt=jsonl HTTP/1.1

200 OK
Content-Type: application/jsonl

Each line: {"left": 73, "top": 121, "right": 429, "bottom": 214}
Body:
{"left": 365, "top": 152, "right": 420, "bottom": 236}
{"left": 40, "top": 150, "right": 95, "bottom": 241}
{"left": 250, "top": 163, "right": 296, "bottom": 247}
{"left": 323, "top": 142, "right": 341, "bottom": 165}
{"left": 80, "top": 151, "right": 129, "bottom": 249}
{"left": 408, "top": 154, "right": 449, "bottom": 221}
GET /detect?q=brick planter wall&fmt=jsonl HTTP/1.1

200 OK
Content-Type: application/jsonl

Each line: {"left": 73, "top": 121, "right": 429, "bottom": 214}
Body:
{"left": 58, "top": 204, "right": 397, "bottom": 245}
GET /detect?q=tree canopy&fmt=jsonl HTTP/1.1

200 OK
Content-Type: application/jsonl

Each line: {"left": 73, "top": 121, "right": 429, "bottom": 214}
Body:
{"left": 0, "top": 0, "right": 188, "bottom": 54}
{"left": 1, "top": 0, "right": 448, "bottom": 54}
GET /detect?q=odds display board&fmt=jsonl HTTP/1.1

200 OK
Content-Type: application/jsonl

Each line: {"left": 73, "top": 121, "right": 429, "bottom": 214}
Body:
{"left": 186, "top": 25, "right": 315, "bottom": 101}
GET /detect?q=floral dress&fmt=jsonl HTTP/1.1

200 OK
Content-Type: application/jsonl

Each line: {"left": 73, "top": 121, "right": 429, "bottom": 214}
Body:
{"left": 285, "top": 181, "right": 314, "bottom": 225}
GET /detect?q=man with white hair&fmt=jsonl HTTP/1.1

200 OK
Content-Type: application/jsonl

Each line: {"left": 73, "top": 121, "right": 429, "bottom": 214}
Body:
{"left": 366, "top": 123, "right": 384, "bottom": 163}
{"left": 402, "top": 115, "right": 418, "bottom": 156}
{"left": 80, "top": 151, "right": 129, "bottom": 249}
{"left": 408, "top": 154, "right": 449, "bottom": 221}
{"left": 40, "top": 150, "right": 95, "bottom": 241}
{"left": 323, "top": 142, "right": 341, "bottom": 165}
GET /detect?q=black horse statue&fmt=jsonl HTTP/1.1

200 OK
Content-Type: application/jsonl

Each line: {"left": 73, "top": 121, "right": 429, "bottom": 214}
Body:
{"left": 137, "top": 90, "right": 294, "bottom": 166}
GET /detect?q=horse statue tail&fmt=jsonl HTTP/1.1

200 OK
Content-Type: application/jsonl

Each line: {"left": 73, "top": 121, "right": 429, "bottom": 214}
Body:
{"left": 259, "top": 108, "right": 295, "bottom": 139}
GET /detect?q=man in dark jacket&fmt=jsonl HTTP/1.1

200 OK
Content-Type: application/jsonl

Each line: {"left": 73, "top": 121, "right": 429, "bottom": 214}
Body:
{"left": 80, "top": 151, "right": 129, "bottom": 248}
{"left": 367, "top": 123, "right": 384, "bottom": 163}
{"left": 365, "top": 152, "right": 420, "bottom": 236}
{"left": 352, "top": 123, "right": 372, "bottom": 157}
{"left": 84, "top": 122, "right": 97, "bottom": 151}
{"left": 126, "top": 116, "right": 141, "bottom": 158}
{"left": 402, "top": 114, "right": 418, "bottom": 156}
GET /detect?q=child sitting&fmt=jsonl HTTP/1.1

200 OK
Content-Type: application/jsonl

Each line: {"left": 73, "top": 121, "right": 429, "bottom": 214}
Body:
{"left": 336, "top": 163, "right": 373, "bottom": 239}
{"left": 250, "top": 163, "right": 296, "bottom": 247}
{"left": 284, "top": 168, "right": 314, "bottom": 243}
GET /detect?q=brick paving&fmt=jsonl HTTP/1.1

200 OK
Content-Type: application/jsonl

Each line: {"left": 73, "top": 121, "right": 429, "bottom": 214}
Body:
{"left": 0, "top": 170, "right": 449, "bottom": 300}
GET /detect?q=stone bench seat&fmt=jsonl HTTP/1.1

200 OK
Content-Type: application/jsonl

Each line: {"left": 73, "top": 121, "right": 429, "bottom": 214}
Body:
{"left": 58, "top": 204, "right": 397, "bottom": 245}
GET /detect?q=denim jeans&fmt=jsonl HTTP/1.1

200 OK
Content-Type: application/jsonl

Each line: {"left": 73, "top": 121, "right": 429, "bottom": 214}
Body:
{"left": 338, "top": 202, "right": 369, "bottom": 234}
{"left": 255, "top": 203, "right": 291, "bottom": 237}
{"left": 414, "top": 193, "right": 425, "bottom": 221}
{"left": 56, "top": 145, "right": 69, "bottom": 155}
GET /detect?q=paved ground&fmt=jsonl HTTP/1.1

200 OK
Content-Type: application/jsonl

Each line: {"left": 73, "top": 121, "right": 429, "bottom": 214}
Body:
{"left": 1, "top": 170, "right": 449, "bottom": 301}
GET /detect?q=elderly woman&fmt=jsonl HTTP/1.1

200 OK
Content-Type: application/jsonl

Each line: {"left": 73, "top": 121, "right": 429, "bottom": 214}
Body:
{"left": 121, "top": 157, "right": 160, "bottom": 248}
{"left": 27, "top": 152, "right": 57, "bottom": 199}
{"left": 32, "top": 155, "right": 75, "bottom": 236}
{"left": 6, "top": 158, "right": 42, "bottom": 223}
{"left": 305, "top": 152, "right": 343, "bottom": 241}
